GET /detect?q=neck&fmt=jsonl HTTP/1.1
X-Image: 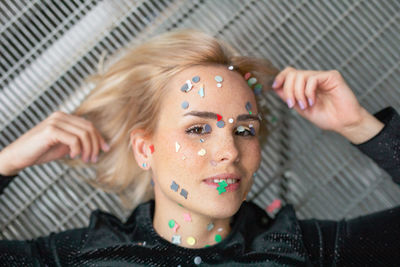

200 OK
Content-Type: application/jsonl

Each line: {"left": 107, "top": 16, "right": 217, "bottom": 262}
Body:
{"left": 152, "top": 189, "right": 233, "bottom": 248}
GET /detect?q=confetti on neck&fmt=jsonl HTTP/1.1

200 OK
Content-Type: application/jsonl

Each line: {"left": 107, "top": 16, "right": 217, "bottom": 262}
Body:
{"left": 149, "top": 145, "right": 155, "bottom": 154}
{"left": 168, "top": 219, "right": 175, "bottom": 228}
{"left": 198, "top": 85, "right": 205, "bottom": 98}
{"left": 216, "top": 180, "right": 228, "bottom": 194}
{"left": 244, "top": 72, "right": 251, "bottom": 80}
{"left": 198, "top": 148, "right": 206, "bottom": 156}
{"left": 181, "top": 101, "right": 189, "bottom": 109}
{"left": 170, "top": 181, "right": 179, "bottom": 192}
{"left": 180, "top": 188, "right": 188, "bottom": 199}
{"left": 215, "top": 234, "right": 222, "bottom": 242}
{"left": 216, "top": 83, "right": 222, "bottom": 88}
{"left": 172, "top": 235, "right": 181, "bottom": 244}
{"left": 172, "top": 222, "right": 180, "bottom": 232}
{"left": 207, "top": 222, "right": 214, "bottom": 231}
{"left": 183, "top": 212, "right": 192, "bottom": 222}
{"left": 228, "top": 118, "right": 234, "bottom": 123}
{"left": 187, "top": 236, "right": 196, "bottom": 246}
{"left": 248, "top": 77, "right": 257, "bottom": 86}
{"left": 142, "top": 163, "right": 147, "bottom": 168}
{"left": 214, "top": 75, "right": 223, "bottom": 82}
{"left": 216, "top": 120, "right": 225, "bottom": 128}
{"left": 228, "top": 65, "right": 234, "bottom": 70}
{"left": 192, "top": 76, "right": 200, "bottom": 83}
{"left": 175, "top": 142, "right": 181, "bottom": 152}
{"left": 266, "top": 199, "right": 282, "bottom": 213}
{"left": 210, "top": 160, "right": 217, "bottom": 166}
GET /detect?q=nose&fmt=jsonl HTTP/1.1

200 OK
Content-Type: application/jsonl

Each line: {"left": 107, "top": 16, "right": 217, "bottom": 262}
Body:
{"left": 214, "top": 135, "right": 240, "bottom": 164}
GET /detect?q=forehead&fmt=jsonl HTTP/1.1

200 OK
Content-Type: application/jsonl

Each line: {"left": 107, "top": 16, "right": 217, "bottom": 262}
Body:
{"left": 162, "top": 65, "right": 257, "bottom": 115}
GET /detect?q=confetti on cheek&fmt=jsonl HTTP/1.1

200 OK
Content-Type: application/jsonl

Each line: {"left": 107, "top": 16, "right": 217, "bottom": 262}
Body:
{"left": 168, "top": 219, "right": 176, "bottom": 228}
{"left": 207, "top": 222, "right": 214, "bottom": 231}
{"left": 217, "top": 228, "right": 223, "bottom": 232}
{"left": 183, "top": 212, "right": 192, "bottom": 222}
{"left": 198, "top": 148, "right": 206, "bottom": 156}
{"left": 149, "top": 145, "right": 154, "bottom": 154}
{"left": 175, "top": 142, "right": 181, "bottom": 152}
{"left": 187, "top": 236, "right": 196, "bottom": 246}
{"left": 266, "top": 199, "right": 282, "bottom": 213}
{"left": 181, "top": 101, "right": 189, "bottom": 109}
{"left": 228, "top": 118, "right": 234, "bottom": 124}
{"left": 216, "top": 120, "right": 225, "bottom": 128}
{"left": 199, "top": 138, "right": 205, "bottom": 143}
{"left": 172, "top": 235, "right": 181, "bottom": 244}
{"left": 180, "top": 188, "right": 188, "bottom": 199}
{"left": 170, "top": 181, "right": 179, "bottom": 192}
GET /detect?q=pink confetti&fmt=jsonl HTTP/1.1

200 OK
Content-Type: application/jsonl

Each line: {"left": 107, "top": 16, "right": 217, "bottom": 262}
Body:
{"left": 266, "top": 199, "right": 281, "bottom": 213}
{"left": 172, "top": 222, "right": 180, "bottom": 232}
{"left": 244, "top": 72, "right": 251, "bottom": 80}
{"left": 183, "top": 212, "right": 192, "bottom": 222}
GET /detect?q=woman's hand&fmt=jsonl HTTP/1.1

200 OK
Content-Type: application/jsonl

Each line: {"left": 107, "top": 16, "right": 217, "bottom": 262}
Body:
{"left": 271, "top": 67, "right": 384, "bottom": 144}
{"left": 0, "top": 111, "right": 110, "bottom": 176}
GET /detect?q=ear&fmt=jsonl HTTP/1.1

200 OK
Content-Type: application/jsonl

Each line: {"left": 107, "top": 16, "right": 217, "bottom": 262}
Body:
{"left": 130, "top": 129, "right": 152, "bottom": 170}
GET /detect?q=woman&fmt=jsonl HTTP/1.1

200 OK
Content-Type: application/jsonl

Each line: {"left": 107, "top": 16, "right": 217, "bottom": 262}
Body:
{"left": 0, "top": 29, "right": 399, "bottom": 266}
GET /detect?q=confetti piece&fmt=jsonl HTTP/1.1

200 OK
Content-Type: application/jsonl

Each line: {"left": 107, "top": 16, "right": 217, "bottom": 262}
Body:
{"left": 198, "top": 85, "right": 205, "bottom": 98}
{"left": 245, "top": 101, "right": 252, "bottom": 111}
{"left": 217, "top": 228, "right": 223, "bottom": 232}
{"left": 187, "top": 236, "right": 196, "bottom": 246}
{"left": 185, "top": 80, "right": 193, "bottom": 92}
{"left": 194, "top": 256, "right": 202, "bottom": 265}
{"left": 216, "top": 83, "right": 222, "bottom": 88}
{"left": 244, "top": 72, "right": 251, "bottom": 80}
{"left": 248, "top": 77, "right": 257, "bottom": 86}
{"left": 142, "top": 163, "right": 147, "bottom": 168}
{"left": 199, "top": 138, "right": 205, "bottom": 143}
{"left": 228, "top": 65, "right": 234, "bottom": 70}
{"left": 217, "top": 180, "right": 228, "bottom": 194}
{"left": 207, "top": 222, "right": 214, "bottom": 231}
{"left": 150, "top": 179, "right": 154, "bottom": 187}
{"left": 178, "top": 203, "right": 183, "bottom": 207}
{"left": 215, "top": 234, "right": 222, "bottom": 242}
{"left": 149, "top": 145, "right": 154, "bottom": 154}
{"left": 169, "top": 219, "right": 175, "bottom": 228}
{"left": 204, "top": 245, "right": 211, "bottom": 247}
{"left": 214, "top": 75, "right": 223, "bottom": 82}
{"left": 192, "top": 76, "right": 200, "bottom": 83}
{"left": 170, "top": 181, "right": 179, "bottom": 192}
{"left": 172, "top": 235, "right": 181, "bottom": 244}
{"left": 198, "top": 148, "right": 206, "bottom": 156}
{"left": 204, "top": 124, "right": 211, "bottom": 133}
{"left": 237, "top": 126, "right": 245, "bottom": 133}
{"left": 228, "top": 118, "right": 234, "bottom": 123}
{"left": 210, "top": 160, "right": 217, "bottom": 166}
{"left": 250, "top": 126, "right": 256, "bottom": 136}
{"left": 172, "top": 222, "right": 180, "bottom": 232}
{"left": 217, "top": 114, "right": 222, "bottom": 121}
{"left": 181, "top": 83, "right": 189, "bottom": 92}
{"left": 175, "top": 142, "right": 181, "bottom": 152}
{"left": 216, "top": 120, "right": 225, "bottom": 128}
{"left": 180, "top": 188, "right": 188, "bottom": 199}
{"left": 266, "top": 199, "right": 282, "bottom": 213}
{"left": 183, "top": 212, "right": 192, "bottom": 222}
{"left": 254, "top": 83, "right": 263, "bottom": 95}
{"left": 181, "top": 101, "right": 189, "bottom": 109}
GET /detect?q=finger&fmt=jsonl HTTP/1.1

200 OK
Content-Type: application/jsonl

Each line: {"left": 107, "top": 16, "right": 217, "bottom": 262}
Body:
{"left": 45, "top": 125, "right": 82, "bottom": 159}
{"left": 283, "top": 71, "right": 296, "bottom": 108}
{"left": 272, "top": 66, "right": 294, "bottom": 89}
{"left": 294, "top": 74, "right": 307, "bottom": 110}
{"left": 305, "top": 75, "right": 318, "bottom": 107}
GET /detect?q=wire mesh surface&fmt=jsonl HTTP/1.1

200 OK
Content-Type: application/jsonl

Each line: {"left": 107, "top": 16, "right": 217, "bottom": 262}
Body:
{"left": 1, "top": 0, "right": 399, "bottom": 240}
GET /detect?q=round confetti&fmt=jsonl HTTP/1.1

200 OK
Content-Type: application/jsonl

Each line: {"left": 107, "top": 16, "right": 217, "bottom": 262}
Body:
{"left": 228, "top": 65, "right": 234, "bottom": 70}
{"left": 244, "top": 72, "right": 251, "bottom": 80}
{"left": 216, "top": 83, "right": 222, "bottom": 88}
{"left": 187, "top": 236, "right": 196, "bottom": 246}
{"left": 181, "top": 101, "right": 189, "bottom": 109}
{"left": 215, "top": 234, "right": 222, "bottom": 242}
{"left": 198, "top": 148, "right": 206, "bottom": 156}
{"left": 142, "top": 163, "right": 147, "bottom": 168}
{"left": 228, "top": 118, "right": 234, "bottom": 123}
{"left": 248, "top": 77, "right": 257, "bottom": 86}
{"left": 194, "top": 256, "right": 202, "bottom": 265}
{"left": 168, "top": 219, "right": 175, "bottom": 228}
{"left": 214, "top": 75, "right": 223, "bottom": 82}
{"left": 216, "top": 120, "right": 225, "bottom": 128}
{"left": 181, "top": 83, "right": 189, "bottom": 92}
{"left": 217, "top": 227, "right": 223, "bottom": 232}
{"left": 192, "top": 76, "right": 200, "bottom": 83}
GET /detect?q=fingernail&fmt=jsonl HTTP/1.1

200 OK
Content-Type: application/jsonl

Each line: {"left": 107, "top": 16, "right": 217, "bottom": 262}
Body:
{"left": 308, "top": 97, "right": 313, "bottom": 107}
{"left": 84, "top": 157, "right": 88, "bottom": 163}
{"left": 103, "top": 143, "right": 110, "bottom": 152}
{"left": 272, "top": 80, "right": 278, "bottom": 89}
{"left": 286, "top": 99, "right": 294, "bottom": 108}
{"left": 92, "top": 156, "right": 98, "bottom": 163}
{"left": 299, "top": 100, "right": 305, "bottom": 110}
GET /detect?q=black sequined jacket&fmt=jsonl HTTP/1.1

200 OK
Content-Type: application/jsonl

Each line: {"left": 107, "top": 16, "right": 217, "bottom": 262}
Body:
{"left": 0, "top": 107, "right": 399, "bottom": 266}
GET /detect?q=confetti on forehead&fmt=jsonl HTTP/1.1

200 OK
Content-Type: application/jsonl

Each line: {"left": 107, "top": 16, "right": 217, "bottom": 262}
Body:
{"left": 214, "top": 75, "right": 223, "bottom": 82}
{"left": 198, "top": 85, "right": 205, "bottom": 98}
{"left": 228, "top": 65, "right": 234, "bottom": 70}
{"left": 228, "top": 118, "right": 234, "bottom": 123}
{"left": 192, "top": 76, "right": 200, "bottom": 83}
{"left": 216, "top": 120, "right": 225, "bottom": 128}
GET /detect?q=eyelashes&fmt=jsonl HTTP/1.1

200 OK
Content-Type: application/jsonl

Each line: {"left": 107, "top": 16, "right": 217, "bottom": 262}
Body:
{"left": 185, "top": 124, "right": 256, "bottom": 136}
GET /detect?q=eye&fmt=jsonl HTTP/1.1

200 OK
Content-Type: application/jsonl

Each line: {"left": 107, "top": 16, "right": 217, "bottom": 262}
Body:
{"left": 235, "top": 125, "right": 256, "bottom": 136}
{"left": 186, "top": 124, "right": 211, "bottom": 135}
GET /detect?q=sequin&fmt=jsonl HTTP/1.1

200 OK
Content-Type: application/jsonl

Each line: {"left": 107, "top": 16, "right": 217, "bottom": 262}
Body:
{"left": 175, "top": 142, "right": 181, "bottom": 152}
{"left": 214, "top": 75, "right": 223, "bottom": 82}
{"left": 181, "top": 101, "right": 189, "bottom": 109}
{"left": 198, "top": 149, "right": 206, "bottom": 156}
{"left": 198, "top": 85, "right": 205, "bottom": 98}
{"left": 216, "top": 83, "right": 222, "bottom": 88}
{"left": 172, "top": 235, "right": 181, "bottom": 244}
{"left": 187, "top": 236, "right": 196, "bottom": 246}
{"left": 180, "top": 189, "right": 188, "bottom": 199}
{"left": 248, "top": 77, "right": 257, "bottom": 86}
{"left": 192, "top": 76, "right": 200, "bottom": 83}
{"left": 170, "top": 181, "right": 179, "bottom": 192}
{"left": 194, "top": 256, "right": 202, "bottom": 265}
{"left": 207, "top": 222, "right": 214, "bottom": 231}
{"left": 204, "top": 124, "right": 211, "bottom": 133}
{"left": 215, "top": 234, "right": 222, "bottom": 242}
{"left": 216, "top": 120, "right": 225, "bottom": 128}
{"left": 228, "top": 118, "right": 234, "bottom": 123}
{"left": 244, "top": 72, "right": 251, "bottom": 80}
{"left": 168, "top": 219, "right": 175, "bottom": 228}
{"left": 183, "top": 212, "right": 192, "bottom": 222}
{"left": 228, "top": 65, "right": 234, "bottom": 70}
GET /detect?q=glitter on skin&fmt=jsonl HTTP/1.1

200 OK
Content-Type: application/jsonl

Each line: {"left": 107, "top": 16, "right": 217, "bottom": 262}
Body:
{"left": 215, "top": 234, "right": 222, "bottom": 242}
{"left": 172, "top": 222, "right": 180, "bottom": 232}
{"left": 168, "top": 219, "right": 175, "bottom": 228}
{"left": 216, "top": 83, "right": 222, "bottom": 88}
{"left": 192, "top": 76, "right": 200, "bottom": 83}
{"left": 244, "top": 72, "right": 251, "bottom": 80}
{"left": 248, "top": 77, "right": 257, "bottom": 86}
{"left": 175, "top": 142, "right": 181, "bottom": 152}
{"left": 207, "top": 223, "right": 214, "bottom": 231}
{"left": 198, "top": 85, "right": 205, "bottom": 98}
{"left": 142, "top": 163, "right": 147, "bottom": 168}
{"left": 199, "top": 138, "right": 205, "bottom": 143}
{"left": 204, "top": 124, "right": 211, "bottom": 133}
{"left": 228, "top": 65, "right": 234, "bottom": 70}
{"left": 149, "top": 144, "right": 155, "bottom": 154}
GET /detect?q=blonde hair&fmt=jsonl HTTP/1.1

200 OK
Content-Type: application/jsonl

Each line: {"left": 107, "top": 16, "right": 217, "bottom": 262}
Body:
{"left": 63, "top": 29, "right": 279, "bottom": 211}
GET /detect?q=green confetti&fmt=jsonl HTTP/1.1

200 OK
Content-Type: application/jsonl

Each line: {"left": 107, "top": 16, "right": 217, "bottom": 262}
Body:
{"left": 204, "top": 244, "right": 211, "bottom": 247}
{"left": 168, "top": 219, "right": 175, "bottom": 228}
{"left": 216, "top": 180, "right": 228, "bottom": 194}
{"left": 215, "top": 234, "right": 222, "bottom": 242}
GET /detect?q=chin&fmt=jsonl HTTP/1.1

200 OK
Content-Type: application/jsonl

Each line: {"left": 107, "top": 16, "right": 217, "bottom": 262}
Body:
{"left": 200, "top": 197, "right": 243, "bottom": 219}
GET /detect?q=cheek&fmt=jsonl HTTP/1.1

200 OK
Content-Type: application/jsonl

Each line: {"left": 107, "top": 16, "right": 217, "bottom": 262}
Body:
{"left": 240, "top": 139, "right": 261, "bottom": 168}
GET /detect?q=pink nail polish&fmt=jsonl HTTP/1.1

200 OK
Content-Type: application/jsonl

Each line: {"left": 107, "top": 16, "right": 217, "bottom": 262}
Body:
{"left": 308, "top": 97, "right": 313, "bottom": 106}
{"left": 286, "top": 99, "right": 294, "bottom": 108}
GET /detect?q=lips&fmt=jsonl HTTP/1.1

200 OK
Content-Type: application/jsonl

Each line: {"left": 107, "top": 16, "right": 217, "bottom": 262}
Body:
{"left": 202, "top": 173, "right": 241, "bottom": 192}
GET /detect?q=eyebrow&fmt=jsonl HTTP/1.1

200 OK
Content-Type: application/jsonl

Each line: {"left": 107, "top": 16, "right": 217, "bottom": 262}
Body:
{"left": 184, "top": 111, "right": 261, "bottom": 122}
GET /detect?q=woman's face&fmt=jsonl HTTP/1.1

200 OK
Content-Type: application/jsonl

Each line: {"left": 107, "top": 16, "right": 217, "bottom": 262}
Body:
{"left": 150, "top": 64, "right": 261, "bottom": 219}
